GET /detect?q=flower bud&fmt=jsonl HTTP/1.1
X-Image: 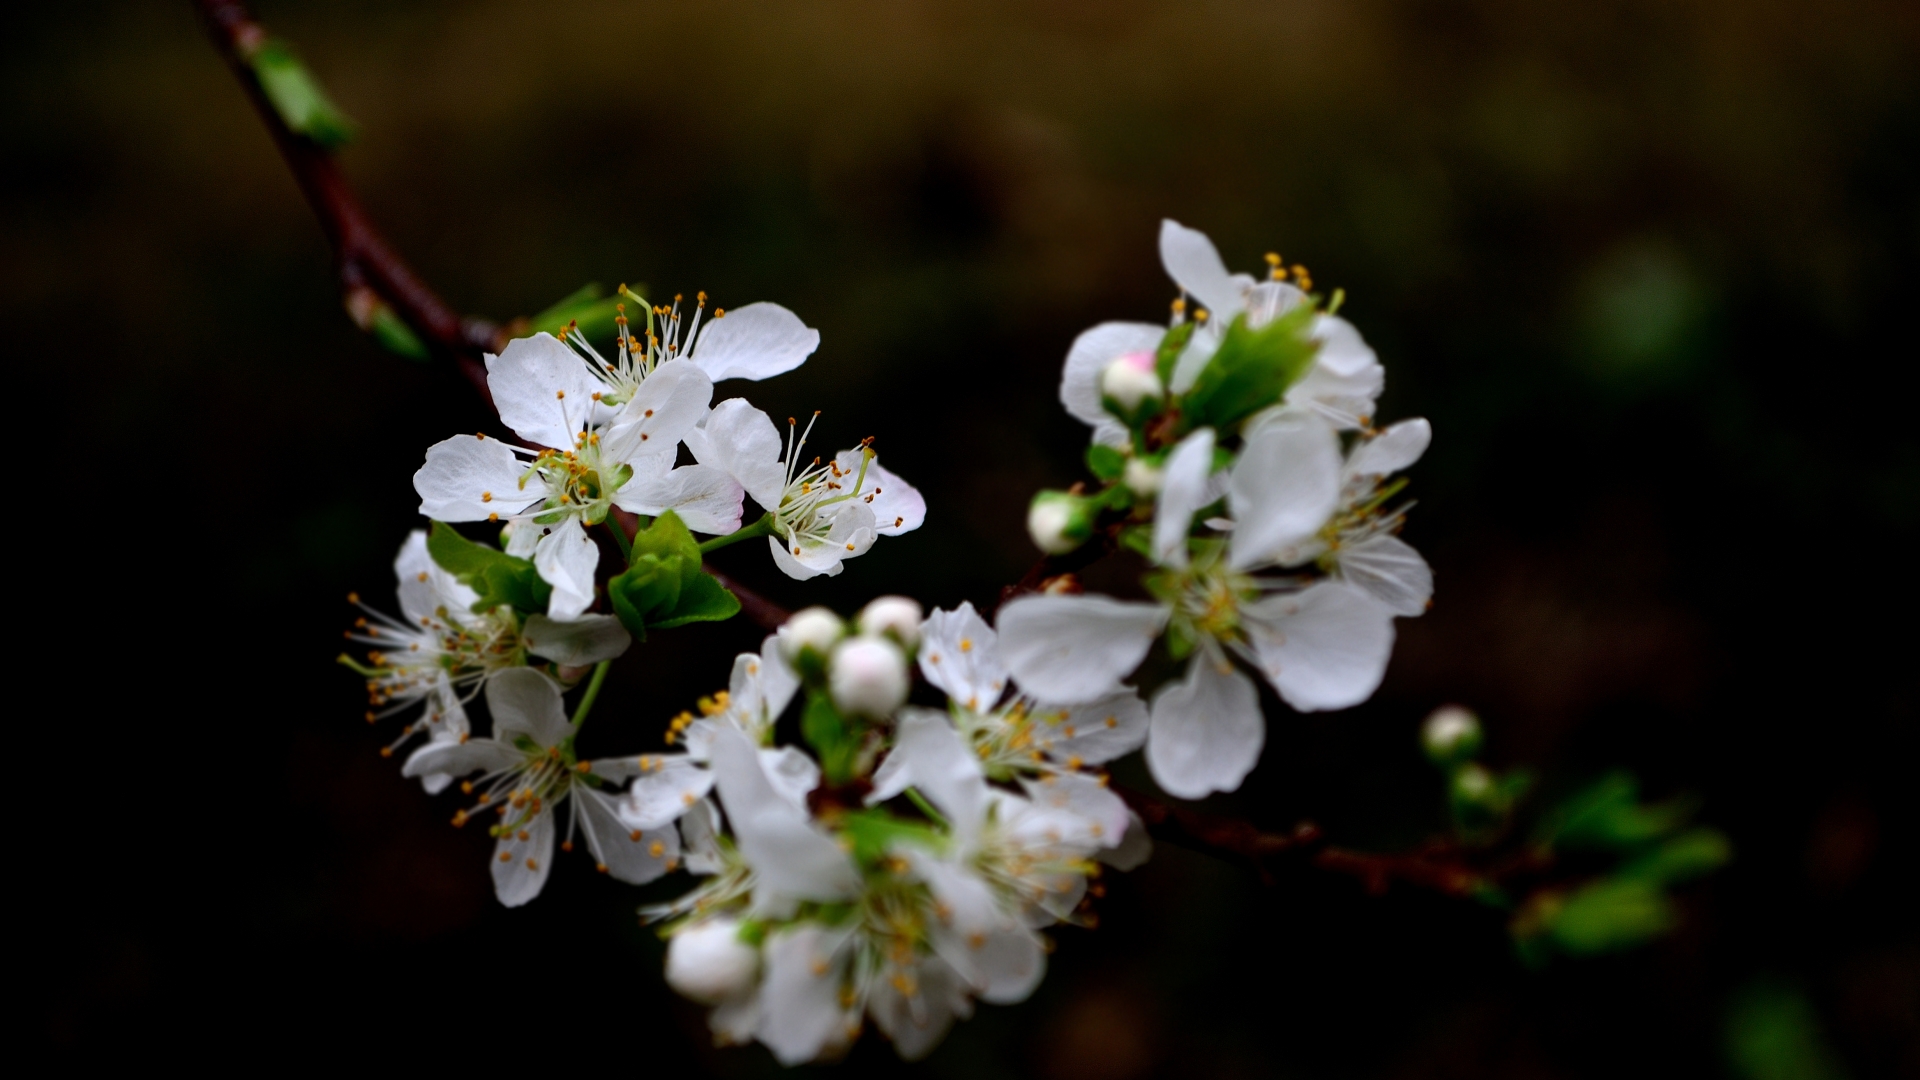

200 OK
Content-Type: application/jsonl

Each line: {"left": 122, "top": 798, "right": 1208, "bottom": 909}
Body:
{"left": 665, "top": 918, "right": 759, "bottom": 1005}
{"left": 1027, "top": 490, "right": 1095, "bottom": 555}
{"left": 1123, "top": 457, "right": 1164, "bottom": 497}
{"left": 778, "top": 606, "right": 844, "bottom": 663}
{"left": 1101, "top": 351, "right": 1164, "bottom": 412}
{"left": 1421, "top": 706, "right": 1483, "bottom": 764}
{"left": 858, "top": 595, "right": 923, "bottom": 648}
{"left": 829, "top": 636, "right": 909, "bottom": 718}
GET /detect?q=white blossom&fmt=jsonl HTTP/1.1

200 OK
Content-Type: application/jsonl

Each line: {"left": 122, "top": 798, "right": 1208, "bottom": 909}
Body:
{"left": 401, "top": 668, "right": 678, "bottom": 906}
{"left": 686, "top": 400, "right": 925, "bottom": 581}
{"left": 828, "top": 636, "right": 909, "bottom": 718}
{"left": 347, "top": 530, "right": 629, "bottom": 792}
{"left": 413, "top": 331, "right": 741, "bottom": 619}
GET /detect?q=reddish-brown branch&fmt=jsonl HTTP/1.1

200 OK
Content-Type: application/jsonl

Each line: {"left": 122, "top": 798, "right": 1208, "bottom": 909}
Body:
{"left": 195, "top": 0, "right": 498, "bottom": 403}
{"left": 205, "top": 2, "right": 1515, "bottom": 906}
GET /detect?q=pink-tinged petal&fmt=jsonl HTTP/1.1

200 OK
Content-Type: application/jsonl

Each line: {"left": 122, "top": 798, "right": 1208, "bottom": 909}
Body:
{"left": 1060, "top": 321, "right": 1166, "bottom": 431}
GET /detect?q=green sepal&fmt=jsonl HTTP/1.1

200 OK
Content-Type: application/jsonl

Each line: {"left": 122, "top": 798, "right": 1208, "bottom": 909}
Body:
{"left": 607, "top": 512, "right": 740, "bottom": 638}
{"left": 801, "top": 691, "right": 859, "bottom": 784}
{"left": 837, "top": 808, "right": 944, "bottom": 865}
{"left": 1181, "top": 306, "right": 1318, "bottom": 434}
{"left": 250, "top": 40, "right": 357, "bottom": 148}
{"left": 426, "top": 520, "right": 552, "bottom": 615}
{"left": 525, "top": 283, "right": 647, "bottom": 343}
{"left": 1154, "top": 322, "right": 1196, "bottom": 385}
{"left": 1086, "top": 444, "right": 1126, "bottom": 481}
{"left": 1097, "top": 482, "right": 1135, "bottom": 512}
{"left": 1118, "top": 525, "right": 1154, "bottom": 559}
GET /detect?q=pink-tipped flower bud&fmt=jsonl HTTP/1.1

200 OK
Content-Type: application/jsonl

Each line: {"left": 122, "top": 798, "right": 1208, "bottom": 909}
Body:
{"left": 1101, "top": 351, "right": 1164, "bottom": 412}
{"left": 829, "top": 636, "right": 909, "bottom": 717}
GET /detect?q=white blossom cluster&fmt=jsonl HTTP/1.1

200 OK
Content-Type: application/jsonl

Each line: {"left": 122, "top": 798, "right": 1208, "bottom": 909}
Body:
{"left": 337, "top": 221, "right": 1432, "bottom": 1063}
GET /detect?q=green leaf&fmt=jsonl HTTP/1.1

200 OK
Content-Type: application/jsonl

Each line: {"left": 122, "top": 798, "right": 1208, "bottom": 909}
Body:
{"left": 1547, "top": 877, "right": 1676, "bottom": 955}
{"left": 1154, "top": 322, "right": 1196, "bottom": 385}
{"left": 837, "top": 808, "right": 944, "bottom": 865}
{"left": 650, "top": 571, "right": 741, "bottom": 629}
{"left": 1085, "top": 444, "right": 1126, "bottom": 481}
{"left": 1181, "top": 306, "right": 1319, "bottom": 433}
{"left": 425, "top": 521, "right": 550, "bottom": 615}
{"left": 1619, "top": 827, "right": 1732, "bottom": 886}
{"left": 250, "top": 41, "right": 356, "bottom": 148}
{"left": 1539, "top": 772, "right": 1695, "bottom": 851}
{"left": 801, "top": 691, "right": 859, "bottom": 784}
{"left": 608, "top": 512, "right": 740, "bottom": 637}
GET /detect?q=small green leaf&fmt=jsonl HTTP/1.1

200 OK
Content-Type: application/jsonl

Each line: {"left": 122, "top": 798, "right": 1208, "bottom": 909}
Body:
{"left": 250, "top": 41, "right": 356, "bottom": 148}
{"left": 526, "top": 283, "right": 647, "bottom": 344}
{"left": 1619, "top": 827, "right": 1732, "bottom": 886}
{"left": 650, "top": 572, "right": 742, "bottom": 629}
{"left": 1085, "top": 444, "right": 1126, "bottom": 481}
{"left": 1539, "top": 772, "right": 1695, "bottom": 850}
{"left": 425, "top": 521, "right": 551, "bottom": 615}
{"left": 1154, "top": 322, "right": 1196, "bottom": 385}
{"left": 1547, "top": 877, "right": 1676, "bottom": 955}
{"left": 1181, "top": 307, "right": 1319, "bottom": 433}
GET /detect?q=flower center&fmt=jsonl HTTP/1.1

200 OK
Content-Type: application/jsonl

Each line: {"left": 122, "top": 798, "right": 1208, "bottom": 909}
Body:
{"left": 521, "top": 433, "right": 633, "bottom": 527}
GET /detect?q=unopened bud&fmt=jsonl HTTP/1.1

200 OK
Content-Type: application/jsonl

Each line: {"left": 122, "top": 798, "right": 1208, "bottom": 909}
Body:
{"left": 665, "top": 918, "right": 759, "bottom": 1004}
{"left": 778, "top": 606, "right": 844, "bottom": 663}
{"left": 1451, "top": 762, "right": 1494, "bottom": 803}
{"left": 1422, "top": 706, "right": 1483, "bottom": 764}
{"left": 858, "top": 595, "right": 923, "bottom": 648}
{"left": 1123, "top": 457, "right": 1164, "bottom": 497}
{"left": 829, "top": 636, "right": 909, "bottom": 717}
{"left": 1027, "top": 490, "right": 1095, "bottom": 555}
{"left": 1101, "top": 351, "right": 1164, "bottom": 412}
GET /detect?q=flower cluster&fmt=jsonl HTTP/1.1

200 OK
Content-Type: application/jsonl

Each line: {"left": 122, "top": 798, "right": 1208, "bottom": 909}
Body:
{"left": 337, "top": 222, "right": 1432, "bottom": 1063}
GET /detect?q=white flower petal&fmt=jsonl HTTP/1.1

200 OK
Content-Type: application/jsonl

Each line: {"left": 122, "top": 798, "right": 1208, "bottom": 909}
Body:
{"left": 1018, "top": 772, "right": 1130, "bottom": 848}
{"left": 758, "top": 924, "right": 857, "bottom": 1065}
{"left": 1154, "top": 427, "right": 1216, "bottom": 569}
{"left": 1227, "top": 413, "right": 1342, "bottom": 570}
{"left": 768, "top": 535, "right": 836, "bottom": 581}
{"left": 1168, "top": 323, "right": 1220, "bottom": 395}
{"left": 393, "top": 529, "right": 478, "bottom": 624}
{"left": 893, "top": 708, "right": 986, "bottom": 839}
{"left": 401, "top": 735, "right": 518, "bottom": 780}
{"left": 867, "top": 954, "right": 970, "bottom": 1060}
{"left": 414, "top": 435, "right": 536, "bottom": 522}
{"left": 918, "top": 602, "right": 1007, "bottom": 712}
{"left": 485, "top": 667, "right": 572, "bottom": 748}
{"left": 1028, "top": 690, "right": 1150, "bottom": 765}
{"left": 1243, "top": 582, "right": 1396, "bottom": 712}
{"left": 1309, "top": 313, "right": 1379, "bottom": 377}
{"left": 602, "top": 358, "right": 713, "bottom": 461}
{"left": 679, "top": 797, "right": 726, "bottom": 875}
{"left": 687, "top": 302, "right": 819, "bottom": 383}
{"left": 758, "top": 745, "right": 821, "bottom": 811}
{"left": 491, "top": 806, "right": 555, "bottom": 908}
{"left": 709, "top": 728, "right": 859, "bottom": 902}
{"left": 1159, "top": 219, "right": 1250, "bottom": 319}
{"left": 485, "top": 333, "right": 601, "bottom": 449}
{"left": 1337, "top": 533, "right": 1432, "bottom": 616}
{"left": 578, "top": 787, "right": 678, "bottom": 885}
{"left": 1346, "top": 417, "right": 1432, "bottom": 479}
{"left": 833, "top": 450, "right": 925, "bottom": 536}
{"left": 523, "top": 613, "right": 631, "bottom": 664}
{"left": 997, "top": 593, "right": 1168, "bottom": 704}
{"left": 686, "top": 398, "right": 787, "bottom": 510}
{"left": 613, "top": 457, "right": 745, "bottom": 535}
{"left": 615, "top": 755, "right": 716, "bottom": 830}
{"left": 533, "top": 520, "right": 599, "bottom": 620}
{"left": 1146, "top": 655, "right": 1264, "bottom": 798}
{"left": 1102, "top": 809, "right": 1154, "bottom": 871}
{"left": 1243, "top": 281, "right": 1308, "bottom": 330}
{"left": 1059, "top": 322, "right": 1165, "bottom": 432}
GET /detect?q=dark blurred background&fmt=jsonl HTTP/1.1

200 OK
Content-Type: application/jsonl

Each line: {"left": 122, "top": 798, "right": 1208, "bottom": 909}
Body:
{"left": 8, "top": 0, "right": 1915, "bottom": 1074}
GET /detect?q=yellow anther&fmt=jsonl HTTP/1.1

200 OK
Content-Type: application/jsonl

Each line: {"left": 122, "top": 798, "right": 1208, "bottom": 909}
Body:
{"left": 958, "top": 638, "right": 973, "bottom": 653}
{"left": 499, "top": 852, "right": 512, "bottom": 863}
{"left": 649, "top": 840, "right": 665, "bottom": 857}
{"left": 525, "top": 858, "right": 538, "bottom": 870}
